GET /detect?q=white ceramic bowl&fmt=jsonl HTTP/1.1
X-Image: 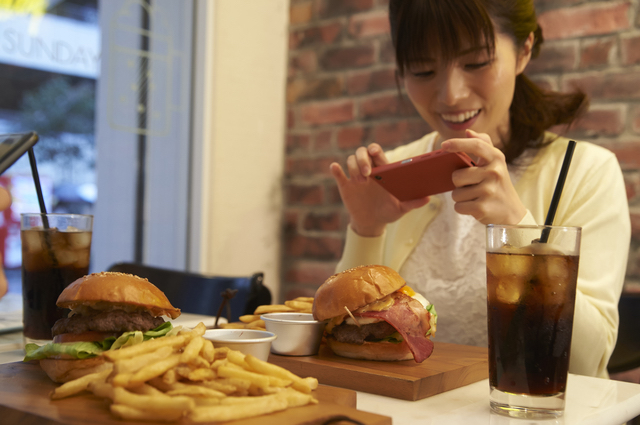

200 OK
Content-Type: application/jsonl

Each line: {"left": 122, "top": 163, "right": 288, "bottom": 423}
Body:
{"left": 202, "top": 329, "right": 277, "bottom": 361}
{"left": 260, "top": 313, "right": 326, "bottom": 356}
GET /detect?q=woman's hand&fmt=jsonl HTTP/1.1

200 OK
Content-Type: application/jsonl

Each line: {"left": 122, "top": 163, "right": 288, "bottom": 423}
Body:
{"left": 330, "top": 143, "right": 430, "bottom": 237}
{"left": 442, "top": 129, "right": 526, "bottom": 225}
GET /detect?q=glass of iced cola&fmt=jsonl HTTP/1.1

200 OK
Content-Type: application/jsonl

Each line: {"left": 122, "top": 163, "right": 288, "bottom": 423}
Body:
{"left": 486, "top": 224, "right": 581, "bottom": 419}
{"left": 21, "top": 213, "right": 93, "bottom": 344}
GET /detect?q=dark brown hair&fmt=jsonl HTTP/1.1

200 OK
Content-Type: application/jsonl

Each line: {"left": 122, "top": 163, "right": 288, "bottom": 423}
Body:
{"left": 389, "top": 0, "right": 588, "bottom": 164}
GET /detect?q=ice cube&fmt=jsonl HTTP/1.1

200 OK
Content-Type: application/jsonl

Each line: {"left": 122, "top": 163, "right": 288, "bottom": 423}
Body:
{"left": 495, "top": 276, "right": 525, "bottom": 304}
{"left": 21, "top": 230, "right": 44, "bottom": 254}
{"left": 544, "top": 255, "right": 570, "bottom": 282}
{"left": 487, "top": 251, "right": 534, "bottom": 279}
{"left": 48, "top": 229, "right": 67, "bottom": 251}
{"left": 53, "top": 249, "right": 76, "bottom": 267}
{"left": 65, "top": 231, "right": 91, "bottom": 249}
{"left": 74, "top": 249, "right": 90, "bottom": 269}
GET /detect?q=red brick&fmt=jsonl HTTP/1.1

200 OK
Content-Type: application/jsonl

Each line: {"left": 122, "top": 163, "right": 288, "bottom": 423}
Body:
{"left": 630, "top": 210, "right": 640, "bottom": 239}
{"left": 624, "top": 173, "right": 639, "bottom": 201}
{"left": 285, "top": 157, "right": 312, "bottom": 177}
{"left": 287, "top": 184, "right": 324, "bottom": 205}
{"left": 321, "top": 44, "right": 376, "bottom": 70}
{"left": 526, "top": 42, "right": 577, "bottom": 74}
{"left": 303, "top": 210, "right": 342, "bottom": 231}
{"left": 314, "top": 130, "right": 333, "bottom": 151}
{"left": 287, "top": 76, "right": 344, "bottom": 104}
{"left": 290, "top": 22, "right": 343, "bottom": 50}
{"left": 337, "top": 125, "right": 368, "bottom": 149}
{"left": 563, "top": 71, "right": 640, "bottom": 100}
{"left": 380, "top": 38, "right": 395, "bottom": 63}
{"left": 538, "top": 2, "right": 631, "bottom": 40}
{"left": 348, "top": 10, "right": 390, "bottom": 39}
{"left": 318, "top": 0, "right": 374, "bottom": 19}
{"left": 287, "top": 108, "right": 295, "bottom": 129}
{"left": 300, "top": 100, "right": 355, "bottom": 126}
{"left": 290, "top": 1, "right": 314, "bottom": 25}
{"left": 284, "top": 235, "right": 344, "bottom": 260}
{"left": 289, "top": 51, "right": 318, "bottom": 76}
{"left": 326, "top": 182, "right": 344, "bottom": 205}
{"left": 621, "top": 35, "right": 640, "bottom": 65}
{"left": 283, "top": 210, "right": 299, "bottom": 235}
{"left": 358, "top": 92, "right": 416, "bottom": 120}
{"left": 608, "top": 144, "right": 640, "bottom": 169}
{"left": 580, "top": 37, "right": 616, "bottom": 68}
{"left": 632, "top": 106, "right": 640, "bottom": 134}
{"left": 347, "top": 68, "right": 397, "bottom": 95}
{"left": 372, "top": 119, "right": 432, "bottom": 147}
{"left": 315, "top": 155, "right": 343, "bottom": 177}
{"left": 286, "top": 133, "right": 311, "bottom": 153}
{"left": 285, "top": 260, "right": 338, "bottom": 285}
{"left": 570, "top": 106, "right": 625, "bottom": 137}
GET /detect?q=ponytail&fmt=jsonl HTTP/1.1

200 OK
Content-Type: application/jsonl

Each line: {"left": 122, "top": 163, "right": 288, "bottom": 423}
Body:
{"left": 505, "top": 74, "right": 588, "bottom": 164}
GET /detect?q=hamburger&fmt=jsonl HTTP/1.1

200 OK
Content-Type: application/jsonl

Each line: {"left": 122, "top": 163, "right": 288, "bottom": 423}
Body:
{"left": 312, "top": 265, "right": 437, "bottom": 362}
{"left": 24, "top": 271, "right": 181, "bottom": 383}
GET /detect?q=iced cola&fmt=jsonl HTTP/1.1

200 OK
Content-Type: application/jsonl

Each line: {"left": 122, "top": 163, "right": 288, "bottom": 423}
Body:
{"left": 486, "top": 224, "right": 580, "bottom": 418}
{"left": 21, "top": 214, "right": 93, "bottom": 342}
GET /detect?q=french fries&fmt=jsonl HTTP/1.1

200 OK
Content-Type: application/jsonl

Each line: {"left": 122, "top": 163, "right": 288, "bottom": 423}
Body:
{"left": 47, "top": 321, "right": 318, "bottom": 423}
{"left": 219, "top": 296, "right": 315, "bottom": 330}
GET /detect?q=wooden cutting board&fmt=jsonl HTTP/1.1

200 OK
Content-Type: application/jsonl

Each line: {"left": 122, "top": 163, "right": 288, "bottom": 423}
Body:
{"left": 268, "top": 341, "right": 488, "bottom": 401}
{"left": 0, "top": 362, "right": 391, "bottom": 425}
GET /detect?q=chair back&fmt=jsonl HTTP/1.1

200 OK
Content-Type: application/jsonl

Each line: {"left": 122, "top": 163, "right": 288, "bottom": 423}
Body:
{"left": 107, "top": 262, "right": 271, "bottom": 322}
{"left": 608, "top": 292, "right": 640, "bottom": 374}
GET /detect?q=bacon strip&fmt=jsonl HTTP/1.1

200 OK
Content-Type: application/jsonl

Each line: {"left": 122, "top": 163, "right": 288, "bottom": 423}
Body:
{"left": 357, "top": 293, "right": 434, "bottom": 362}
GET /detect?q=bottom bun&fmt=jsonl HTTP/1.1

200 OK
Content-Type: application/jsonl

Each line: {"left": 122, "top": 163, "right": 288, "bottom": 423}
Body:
{"left": 326, "top": 336, "right": 414, "bottom": 361}
{"left": 39, "top": 356, "right": 109, "bottom": 383}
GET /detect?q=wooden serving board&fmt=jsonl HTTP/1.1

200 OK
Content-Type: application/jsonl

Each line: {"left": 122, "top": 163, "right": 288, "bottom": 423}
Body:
{"left": 0, "top": 362, "right": 391, "bottom": 425}
{"left": 268, "top": 341, "right": 488, "bottom": 401}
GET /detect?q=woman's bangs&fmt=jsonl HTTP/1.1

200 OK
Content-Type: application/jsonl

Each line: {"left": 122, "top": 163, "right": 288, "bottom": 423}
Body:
{"left": 394, "top": 0, "right": 495, "bottom": 75}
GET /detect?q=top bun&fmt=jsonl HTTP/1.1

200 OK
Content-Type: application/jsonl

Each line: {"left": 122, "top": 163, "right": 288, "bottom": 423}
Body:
{"left": 57, "top": 272, "right": 181, "bottom": 319}
{"left": 313, "top": 265, "right": 405, "bottom": 321}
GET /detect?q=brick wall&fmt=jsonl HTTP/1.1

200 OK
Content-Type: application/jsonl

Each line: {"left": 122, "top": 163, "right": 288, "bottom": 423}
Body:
{"left": 281, "top": 0, "right": 640, "bottom": 301}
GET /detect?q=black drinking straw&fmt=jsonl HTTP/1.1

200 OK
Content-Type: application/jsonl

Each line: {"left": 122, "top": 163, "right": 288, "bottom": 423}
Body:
{"left": 27, "top": 147, "right": 60, "bottom": 270}
{"left": 27, "top": 148, "right": 49, "bottom": 222}
{"left": 540, "top": 140, "right": 576, "bottom": 243}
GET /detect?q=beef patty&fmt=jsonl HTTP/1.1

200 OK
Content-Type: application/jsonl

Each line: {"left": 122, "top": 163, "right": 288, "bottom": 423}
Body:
{"left": 331, "top": 320, "right": 397, "bottom": 344}
{"left": 52, "top": 309, "right": 165, "bottom": 336}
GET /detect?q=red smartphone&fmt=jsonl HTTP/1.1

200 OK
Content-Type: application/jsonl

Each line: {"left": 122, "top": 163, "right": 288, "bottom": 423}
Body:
{"left": 371, "top": 149, "right": 475, "bottom": 201}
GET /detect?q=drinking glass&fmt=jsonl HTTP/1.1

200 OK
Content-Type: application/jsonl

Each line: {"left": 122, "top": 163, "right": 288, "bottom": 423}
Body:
{"left": 21, "top": 213, "right": 93, "bottom": 345}
{"left": 486, "top": 224, "right": 581, "bottom": 419}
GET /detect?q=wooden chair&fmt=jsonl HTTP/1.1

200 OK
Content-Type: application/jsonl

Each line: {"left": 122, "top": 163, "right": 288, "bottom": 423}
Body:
{"left": 107, "top": 262, "right": 271, "bottom": 323}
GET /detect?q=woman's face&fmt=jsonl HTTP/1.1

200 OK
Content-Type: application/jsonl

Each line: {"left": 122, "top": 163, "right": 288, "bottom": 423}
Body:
{"left": 402, "top": 32, "right": 532, "bottom": 149}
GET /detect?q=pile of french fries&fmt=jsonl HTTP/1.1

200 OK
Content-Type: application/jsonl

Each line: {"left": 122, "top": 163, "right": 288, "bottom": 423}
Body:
{"left": 220, "top": 296, "right": 314, "bottom": 330}
{"left": 50, "top": 322, "right": 319, "bottom": 422}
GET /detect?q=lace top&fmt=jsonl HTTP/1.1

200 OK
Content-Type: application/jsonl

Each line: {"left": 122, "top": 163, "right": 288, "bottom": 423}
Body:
{"left": 400, "top": 192, "right": 488, "bottom": 346}
{"left": 400, "top": 163, "right": 528, "bottom": 347}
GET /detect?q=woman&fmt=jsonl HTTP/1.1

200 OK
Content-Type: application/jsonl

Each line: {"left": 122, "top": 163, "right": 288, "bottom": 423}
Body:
{"left": 330, "top": 0, "right": 630, "bottom": 379}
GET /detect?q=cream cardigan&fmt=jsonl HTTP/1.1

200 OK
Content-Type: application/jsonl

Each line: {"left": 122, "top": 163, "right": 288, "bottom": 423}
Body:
{"left": 336, "top": 132, "right": 630, "bottom": 378}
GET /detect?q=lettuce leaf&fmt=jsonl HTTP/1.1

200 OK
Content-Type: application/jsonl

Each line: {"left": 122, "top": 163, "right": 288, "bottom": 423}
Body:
{"left": 23, "top": 321, "right": 175, "bottom": 362}
{"left": 426, "top": 303, "right": 437, "bottom": 336}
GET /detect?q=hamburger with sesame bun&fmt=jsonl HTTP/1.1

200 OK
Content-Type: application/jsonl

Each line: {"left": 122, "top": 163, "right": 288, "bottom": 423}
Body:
{"left": 24, "top": 272, "right": 181, "bottom": 382}
{"left": 313, "top": 265, "right": 437, "bottom": 362}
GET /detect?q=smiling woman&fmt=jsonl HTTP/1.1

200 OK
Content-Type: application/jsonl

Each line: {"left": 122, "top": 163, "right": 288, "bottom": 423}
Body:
{"left": 329, "top": 0, "right": 630, "bottom": 381}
